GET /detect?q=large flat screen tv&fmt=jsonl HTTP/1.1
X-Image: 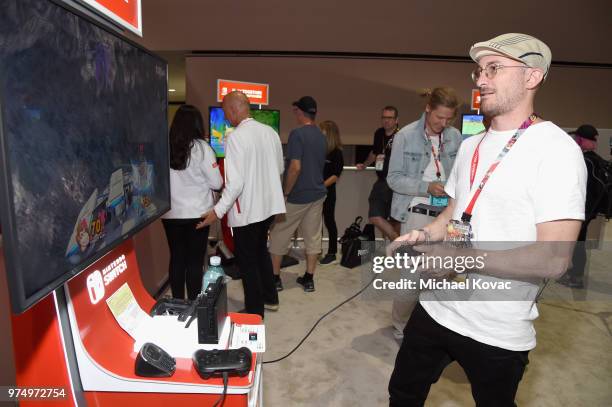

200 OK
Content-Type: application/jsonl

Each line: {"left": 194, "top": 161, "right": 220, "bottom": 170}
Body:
{"left": 209, "top": 106, "right": 280, "bottom": 158}
{"left": 0, "top": 0, "right": 170, "bottom": 313}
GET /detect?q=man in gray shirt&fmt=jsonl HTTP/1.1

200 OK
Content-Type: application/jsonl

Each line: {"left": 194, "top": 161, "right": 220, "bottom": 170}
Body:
{"left": 269, "top": 96, "right": 327, "bottom": 292}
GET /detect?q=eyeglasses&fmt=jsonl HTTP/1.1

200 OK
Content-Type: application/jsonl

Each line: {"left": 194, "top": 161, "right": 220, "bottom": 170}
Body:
{"left": 471, "top": 64, "right": 530, "bottom": 82}
{"left": 381, "top": 116, "right": 396, "bottom": 120}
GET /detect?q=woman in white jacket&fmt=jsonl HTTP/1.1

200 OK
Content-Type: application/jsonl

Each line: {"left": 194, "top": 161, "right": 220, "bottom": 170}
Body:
{"left": 162, "top": 105, "right": 223, "bottom": 300}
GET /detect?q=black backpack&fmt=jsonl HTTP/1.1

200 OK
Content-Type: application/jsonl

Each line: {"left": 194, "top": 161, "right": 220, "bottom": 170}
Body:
{"left": 584, "top": 151, "right": 612, "bottom": 220}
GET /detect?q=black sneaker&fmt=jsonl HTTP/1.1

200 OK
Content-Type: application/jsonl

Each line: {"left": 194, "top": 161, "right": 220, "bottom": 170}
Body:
{"left": 264, "top": 302, "right": 279, "bottom": 311}
{"left": 274, "top": 275, "right": 284, "bottom": 291}
{"left": 296, "top": 274, "right": 315, "bottom": 292}
{"left": 557, "top": 274, "right": 584, "bottom": 289}
{"left": 319, "top": 254, "right": 337, "bottom": 266}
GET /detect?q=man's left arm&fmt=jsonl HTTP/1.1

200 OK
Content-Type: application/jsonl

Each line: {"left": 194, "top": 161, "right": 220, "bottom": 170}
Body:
{"left": 468, "top": 220, "right": 581, "bottom": 279}
{"left": 283, "top": 131, "right": 302, "bottom": 196}
{"left": 284, "top": 160, "right": 301, "bottom": 196}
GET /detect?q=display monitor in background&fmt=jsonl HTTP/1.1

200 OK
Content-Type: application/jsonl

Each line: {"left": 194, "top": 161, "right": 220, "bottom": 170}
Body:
{"left": 209, "top": 106, "right": 229, "bottom": 158}
{"left": 208, "top": 107, "right": 281, "bottom": 158}
{"left": 251, "top": 109, "right": 280, "bottom": 134}
{"left": 0, "top": 0, "right": 170, "bottom": 313}
{"left": 461, "top": 114, "right": 486, "bottom": 137}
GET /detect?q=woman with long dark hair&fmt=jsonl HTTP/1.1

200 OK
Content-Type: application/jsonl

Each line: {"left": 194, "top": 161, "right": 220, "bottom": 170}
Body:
{"left": 162, "top": 105, "right": 223, "bottom": 299}
{"left": 319, "top": 120, "right": 344, "bottom": 265}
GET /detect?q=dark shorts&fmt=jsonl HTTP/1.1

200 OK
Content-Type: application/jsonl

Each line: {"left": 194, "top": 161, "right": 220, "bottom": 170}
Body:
{"left": 368, "top": 178, "right": 393, "bottom": 219}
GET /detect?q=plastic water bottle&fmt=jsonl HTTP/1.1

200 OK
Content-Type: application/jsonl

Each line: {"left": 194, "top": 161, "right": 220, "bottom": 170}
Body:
{"left": 202, "top": 256, "right": 225, "bottom": 293}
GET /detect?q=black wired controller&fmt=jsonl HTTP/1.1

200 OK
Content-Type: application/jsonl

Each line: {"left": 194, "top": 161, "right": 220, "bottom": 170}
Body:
{"left": 193, "top": 347, "right": 252, "bottom": 380}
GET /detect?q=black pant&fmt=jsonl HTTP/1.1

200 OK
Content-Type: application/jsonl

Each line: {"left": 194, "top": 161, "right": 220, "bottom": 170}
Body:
{"left": 389, "top": 303, "right": 529, "bottom": 407}
{"left": 162, "top": 219, "right": 210, "bottom": 300}
{"left": 568, "top": 220, "right": 590, "bottom": 279}
{"left": 323, "top": 188, "right": 338, "bottom": 255}
{"left": 232, "top": 216, "right": 279, "bottom": 318}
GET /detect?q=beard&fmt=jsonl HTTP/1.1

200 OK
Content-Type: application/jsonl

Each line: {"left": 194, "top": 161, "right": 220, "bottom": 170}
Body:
{"left": 480, "top": 81, "right": 527, "bottom": 118}
{"left": 383, "top": 123, "right": 397, "bottom": 132}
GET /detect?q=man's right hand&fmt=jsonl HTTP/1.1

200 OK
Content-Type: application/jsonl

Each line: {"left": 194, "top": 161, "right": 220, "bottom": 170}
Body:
{"left": 196, "top": 209, "right": 218, "bottom": 229}
{"left": 386, "top": 230, "right": 426, "bottom": 256}
{"left": 427, "top": 182, "right": 446, "bottom": 197}
{"left": 355, "top": 163, "right": 366, "bottom": 171}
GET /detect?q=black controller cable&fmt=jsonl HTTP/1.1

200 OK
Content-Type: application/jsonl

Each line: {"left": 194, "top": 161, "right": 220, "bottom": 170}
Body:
{"left": 212, "top": 372, "right": 229, "bottom": 407}
{"left": 263, "top": 274, "right": 377, "bottom": 364}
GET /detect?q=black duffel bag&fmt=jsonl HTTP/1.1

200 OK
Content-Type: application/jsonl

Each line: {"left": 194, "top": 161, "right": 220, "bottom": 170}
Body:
{"left": 341, "top": 238, "right": 364, "bottom": 268}
{"left": 339, "top": 216, "right": 363, "bottom": 244}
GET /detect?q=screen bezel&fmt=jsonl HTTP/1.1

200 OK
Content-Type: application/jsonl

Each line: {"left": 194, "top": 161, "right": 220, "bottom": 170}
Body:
{"left": 0, "top": 0, "right": 170, "bottom": 314}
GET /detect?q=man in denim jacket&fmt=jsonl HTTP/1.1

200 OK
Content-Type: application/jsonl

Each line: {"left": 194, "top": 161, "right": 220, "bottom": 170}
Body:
{"left": 386, "top": 87, "right": 463, "bottom": 339}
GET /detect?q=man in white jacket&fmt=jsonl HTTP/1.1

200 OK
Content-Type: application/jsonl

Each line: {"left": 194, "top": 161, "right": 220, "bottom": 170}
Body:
{"left": 198, "top": 91, "right": 286, "bottom": 317}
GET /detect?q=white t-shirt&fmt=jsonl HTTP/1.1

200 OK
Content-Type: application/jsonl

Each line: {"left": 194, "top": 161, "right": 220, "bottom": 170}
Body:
{"left": 420, "top": 121, "right": 587, "bottom": 351}
{"left": 163, "top": 140, "right": 223, "bottom": 219}
{"left": 409, "top": 135, "right": 446, "bottom": 208}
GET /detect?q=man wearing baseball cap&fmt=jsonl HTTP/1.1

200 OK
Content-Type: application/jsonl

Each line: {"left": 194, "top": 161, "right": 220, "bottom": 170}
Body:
{"left": 559, "top": 124, "right": 606, "bottom": 288}
{"left": 269, "top": 96, "right": 327, "bottom": 292}
{"left": 569, "top": 124, "right": 599, "bottom": 150}
{"left": 388, "top": 34, "right": 587, "bottom": 406}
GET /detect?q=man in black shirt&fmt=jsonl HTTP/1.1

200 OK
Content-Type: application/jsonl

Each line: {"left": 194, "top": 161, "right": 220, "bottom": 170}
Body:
{"left": 356, "top": 106, "right": 401, "bottom": 241}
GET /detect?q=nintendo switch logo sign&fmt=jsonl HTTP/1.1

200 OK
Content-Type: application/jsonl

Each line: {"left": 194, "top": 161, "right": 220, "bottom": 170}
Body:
{"left": 85, "top": 254, "right": 128, "bottom": 304}
{"left": 87, "top": 270, "right": 105, "bottom": 305}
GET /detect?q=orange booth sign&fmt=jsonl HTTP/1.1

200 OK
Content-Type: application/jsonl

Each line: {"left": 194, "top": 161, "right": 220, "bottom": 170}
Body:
{"left": 81, "top": 0, "right": 142, "bottom": 36}
{"left": 217, "top": 79, "right": 270, "bottom": 105}
{"left": 471, "top": 89, "right": 481, "bottom": 111}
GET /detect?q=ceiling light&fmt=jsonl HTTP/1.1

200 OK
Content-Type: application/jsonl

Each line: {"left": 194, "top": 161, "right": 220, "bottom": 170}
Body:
{"left": 168, "top": 88, "right": 176, "bottom": 92}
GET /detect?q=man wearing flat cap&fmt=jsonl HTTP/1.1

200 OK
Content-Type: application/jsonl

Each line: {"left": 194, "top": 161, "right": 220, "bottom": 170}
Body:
{"left": 389, "top": 34, "right": 587, "bottom": 406}
{"left": 269, "top": 96, "right": 327, "bottom": 292}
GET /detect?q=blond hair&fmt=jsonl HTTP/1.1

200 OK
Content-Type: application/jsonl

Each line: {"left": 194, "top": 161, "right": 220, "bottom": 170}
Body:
{"left": 423, "top": 87, "right": 459, "bottom": 119}
{"left": 319, "top": 120, "right": 343, "bottom": 153}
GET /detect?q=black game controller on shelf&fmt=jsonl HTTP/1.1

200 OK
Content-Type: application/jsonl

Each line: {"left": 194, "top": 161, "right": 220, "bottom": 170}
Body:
{"left": 192, "top": 347, "right": 252, "bottom": 380}
{"left": 149, "top": 297, "right": 193, "bottom": 318}
{"left": 135, "top": 343, "right": 176, "bottom": 378}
